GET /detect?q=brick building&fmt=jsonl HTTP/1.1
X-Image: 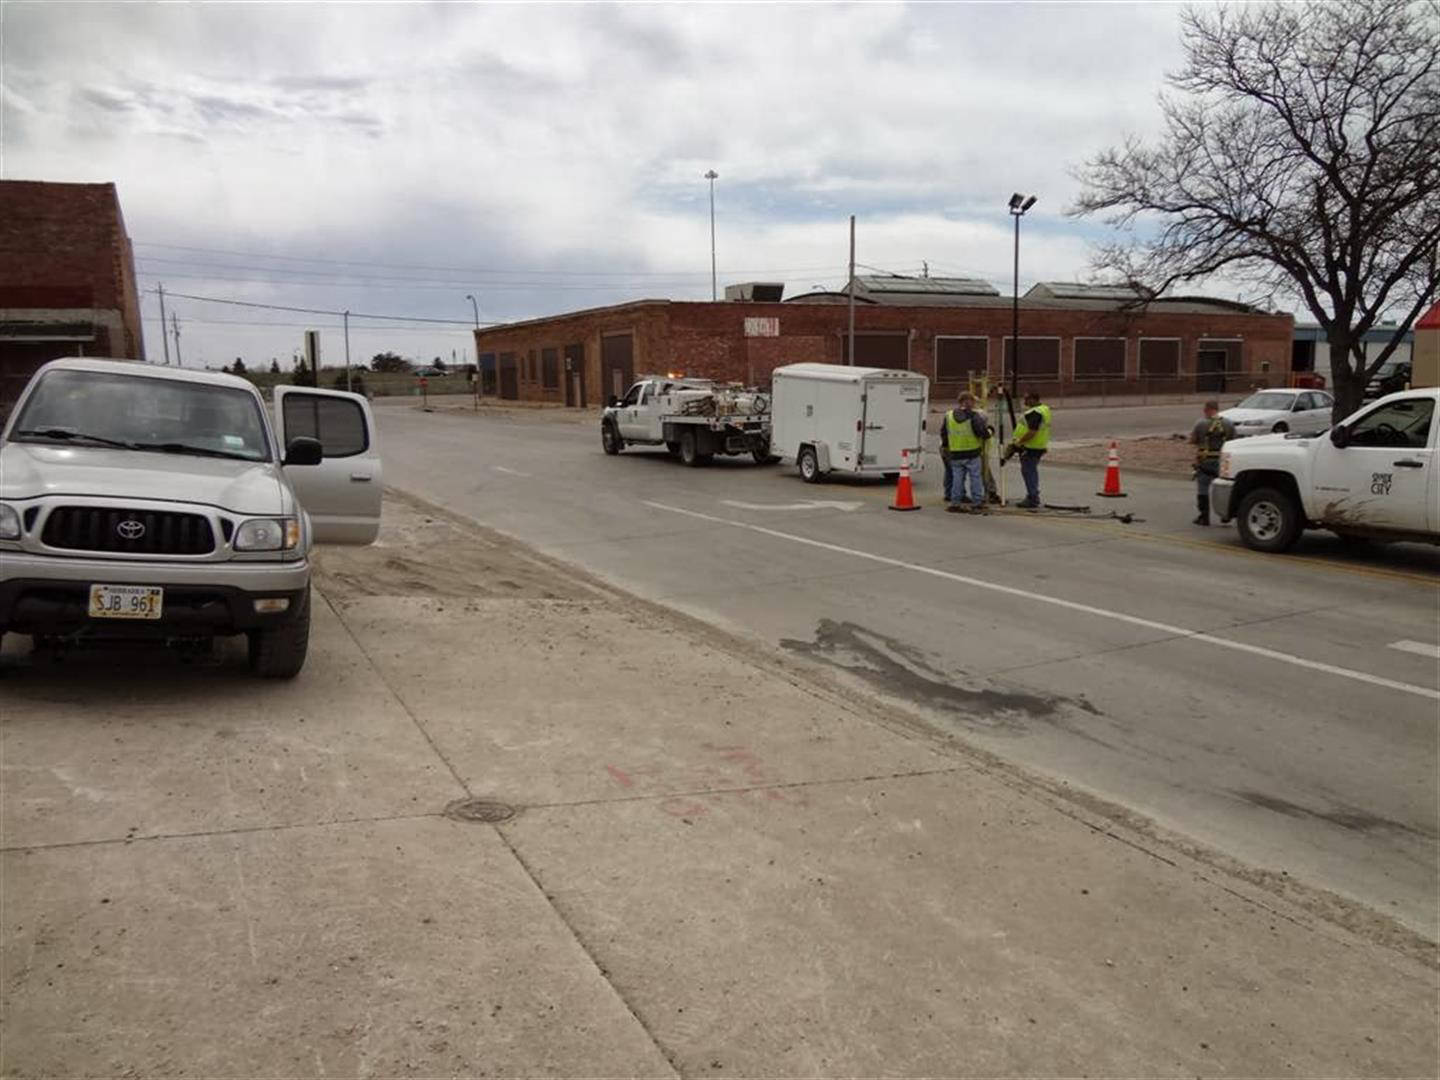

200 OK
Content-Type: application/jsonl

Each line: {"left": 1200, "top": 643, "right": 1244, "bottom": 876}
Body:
{"left": 0, "top": 180, "right": 145, "bottom": 407}
{"left": 473, "top": 276, "right": 1294, "bottom": 406}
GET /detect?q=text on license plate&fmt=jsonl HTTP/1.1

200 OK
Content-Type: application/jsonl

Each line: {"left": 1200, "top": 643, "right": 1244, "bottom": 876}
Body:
{"left": 88, "top": 584, "right": 164, "bottom": 620}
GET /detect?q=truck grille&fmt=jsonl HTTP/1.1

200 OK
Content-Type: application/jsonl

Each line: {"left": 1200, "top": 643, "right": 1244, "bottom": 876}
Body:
{"left": 42, "top": 507, "right": 216, "bottom": 555}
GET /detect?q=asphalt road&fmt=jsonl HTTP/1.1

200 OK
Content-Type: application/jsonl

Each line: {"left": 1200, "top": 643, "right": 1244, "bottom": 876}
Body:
{"left": 376, "top": 400, "right": 1440, "bottom": 941}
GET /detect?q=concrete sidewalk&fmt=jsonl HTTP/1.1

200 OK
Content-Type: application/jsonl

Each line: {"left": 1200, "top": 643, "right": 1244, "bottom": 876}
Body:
{"left": 2, "top": 493, "right": 1435, "bottom": 1076}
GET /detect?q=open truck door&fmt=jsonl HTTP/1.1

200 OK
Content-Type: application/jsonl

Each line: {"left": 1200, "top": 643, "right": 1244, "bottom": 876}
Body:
{"left": 274, "top": 385, "right": 382, "bottom": 544}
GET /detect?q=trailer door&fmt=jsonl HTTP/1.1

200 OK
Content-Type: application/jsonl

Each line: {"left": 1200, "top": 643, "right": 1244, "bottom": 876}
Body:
{"left": 860, "top": 377, "right": 926, "bottom": 469}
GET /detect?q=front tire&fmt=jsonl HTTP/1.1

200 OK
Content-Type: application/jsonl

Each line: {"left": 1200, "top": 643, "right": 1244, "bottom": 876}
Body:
{"left": 1236, "top": 487, "right": 1302, "bottom": 553}
{"left": 798, "top": 446, "right": 824, "bottom": 484}
{"left": 601, "top": 422, "right": 622, "bottom": 455}
{"left": 248, "top": 588, "right": 311, "bottom": 679}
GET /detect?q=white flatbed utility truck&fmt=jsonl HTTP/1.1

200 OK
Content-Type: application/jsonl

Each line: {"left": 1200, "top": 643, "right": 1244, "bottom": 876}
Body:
{"left": 601, "top": 375, "right": 773, "bottom": 466}
{"left": 1212, "top": 387, "right": 1439, "bottom": 551}
{"left": 769, "top": 363, "right": 930, "bottom": 483}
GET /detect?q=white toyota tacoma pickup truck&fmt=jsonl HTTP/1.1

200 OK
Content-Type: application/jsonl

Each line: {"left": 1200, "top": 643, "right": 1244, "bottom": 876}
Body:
{"left": 0, "top": 358, "right": 382, "bottom": 676}
{"left": 1212, "top": 387, "right": 1438, "bottom": 552}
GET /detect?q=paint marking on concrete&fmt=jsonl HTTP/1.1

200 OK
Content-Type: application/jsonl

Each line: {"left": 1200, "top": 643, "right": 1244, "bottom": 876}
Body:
{"left": 720, "top": 499, "right": 863, "bottom": 512}
{"left": 643, "top": 500, "right": 1440, "bottom": 702}
{"left": 1389, "top": 640, "right": 1440, "bottom": 660}
{"left": 492, "top": 465, "right": 532, "bottom": 478}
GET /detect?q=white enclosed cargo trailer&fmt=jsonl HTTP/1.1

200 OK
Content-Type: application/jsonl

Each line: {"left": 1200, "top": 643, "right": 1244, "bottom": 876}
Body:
{"left": 770, "top": 363, "right": 929, "bottom": 483}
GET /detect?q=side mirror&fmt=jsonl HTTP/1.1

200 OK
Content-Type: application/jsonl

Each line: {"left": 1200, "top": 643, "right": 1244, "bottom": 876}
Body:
{"left": 1329, "top": 426, "right": 1350, "bottom": 449}
{"left": 607, "top": 396, "right": 620, "bottom": 408}
{"left": 283, "top": 436, "right": 323, "bottom": 466}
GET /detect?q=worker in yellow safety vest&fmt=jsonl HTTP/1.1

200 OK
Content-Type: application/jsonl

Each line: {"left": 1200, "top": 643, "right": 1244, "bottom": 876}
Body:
{"left": 1001, "top": 390, "right": 1051, "bottom": 508}
{"left": 943, "top": 392, "right": 992, "bottom": 513}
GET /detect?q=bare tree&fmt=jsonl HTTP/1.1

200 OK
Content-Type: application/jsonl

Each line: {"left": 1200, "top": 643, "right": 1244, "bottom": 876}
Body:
{"left": 1072, "top": 0, "right": 1440, "bottom": 417}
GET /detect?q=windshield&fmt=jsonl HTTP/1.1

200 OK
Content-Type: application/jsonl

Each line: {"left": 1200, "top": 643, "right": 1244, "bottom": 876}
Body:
{"left": 1235, "top": 392, "right": 1296, "bottom": 411}
{"left": 9, "top": 369, "right": 271, "bottom": 461}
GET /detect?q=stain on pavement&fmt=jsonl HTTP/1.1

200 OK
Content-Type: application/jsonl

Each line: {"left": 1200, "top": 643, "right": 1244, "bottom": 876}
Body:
{"left": 780, "top": 619, "right": 1102, "bottom": 732}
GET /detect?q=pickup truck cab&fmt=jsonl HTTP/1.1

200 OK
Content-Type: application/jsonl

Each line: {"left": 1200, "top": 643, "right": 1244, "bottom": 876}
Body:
{"left": 1212, "top": 387, "right": 1438, "bottom": 551}
{"left": 0, "top": 358, "right": 382, "bottom": 676}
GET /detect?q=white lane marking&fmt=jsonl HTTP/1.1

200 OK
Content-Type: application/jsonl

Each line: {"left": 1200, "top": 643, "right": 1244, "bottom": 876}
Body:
{"left": 720, "top": 499, "right": 863, "bottom": 512}
{"left": 643, "top": 500, "right": 1440, "bottom": 702}
{"left": 1389, "top": 640, "right": 1440, "bottom": 659}
{"left": 492, "top": 466, "right": 532, "bottom": 477}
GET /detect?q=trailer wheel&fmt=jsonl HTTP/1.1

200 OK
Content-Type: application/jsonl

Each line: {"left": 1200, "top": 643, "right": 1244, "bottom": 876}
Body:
{"left": 798, "top": 446, "right": 824, "bottom": 483}
{"left": 679, "top": 429, "right": 705, "bottom": 466}
{"left": 601, "top": 421, "right": 622, "bottom": 455}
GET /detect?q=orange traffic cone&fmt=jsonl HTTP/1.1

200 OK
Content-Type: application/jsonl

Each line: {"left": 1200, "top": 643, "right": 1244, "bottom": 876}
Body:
{"left": 889, "top": 448, "right": 922, "bottom": 511}
{"left": 1097, "top": 440, "right": 1127, "bottom": 498}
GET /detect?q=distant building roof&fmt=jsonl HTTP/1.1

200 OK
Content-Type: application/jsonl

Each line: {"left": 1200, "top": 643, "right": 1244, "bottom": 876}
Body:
{"left": 1026, "top": 282, "right": 1152, "bottom": 303}
{"left": 848, "top": 274, "right": 1003, "bottom": 307}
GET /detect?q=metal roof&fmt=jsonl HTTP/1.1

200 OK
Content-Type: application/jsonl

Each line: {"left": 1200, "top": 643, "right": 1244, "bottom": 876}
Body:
{"left": 857, "top": 275, "right": 999, "bottom": 297}
{"left": 1027, "top": 282, "right": 1150, "bottom": 302}
{"left": 772, "top": 362, "right": 926, "bottom": 384}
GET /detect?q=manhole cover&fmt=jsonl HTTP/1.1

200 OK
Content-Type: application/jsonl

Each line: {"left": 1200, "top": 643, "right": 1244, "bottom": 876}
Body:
{"left": 444, "top": 797, "right": 516, "bottom": 824}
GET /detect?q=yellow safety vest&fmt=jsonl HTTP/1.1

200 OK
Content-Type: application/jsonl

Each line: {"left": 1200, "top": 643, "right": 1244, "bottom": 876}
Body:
{"left": 946, "top": 410, "right": 983, "bottom": 453}
{"left": 1016, "top": 403, "right": 1052, "bottom": 450}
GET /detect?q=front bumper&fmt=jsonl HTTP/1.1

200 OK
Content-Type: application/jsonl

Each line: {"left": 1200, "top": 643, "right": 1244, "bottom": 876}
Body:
{"left": 1210, "top": 478, "right": 1236, "bottom": 522}
{"left": 0, "top": 550, "right": 310, "bottom": 637}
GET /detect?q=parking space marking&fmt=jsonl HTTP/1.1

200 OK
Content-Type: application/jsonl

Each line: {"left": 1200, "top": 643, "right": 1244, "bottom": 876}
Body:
{"left": 644, "top": 500, "right": 1440, "bottom": 702}
{"left": 1389, "top": 640, "right": 1440, "bottom": 659}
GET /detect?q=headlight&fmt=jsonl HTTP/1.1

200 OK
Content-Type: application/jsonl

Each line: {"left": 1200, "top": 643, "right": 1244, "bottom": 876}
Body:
{"left": 0, "top": 503, "right": 19, "bottom": 541}
{"left": 1219, "top": 452, "right": 1232, "bottom": 479}
{"left": 234, "top": 517, "right": 300, "bottom": 551}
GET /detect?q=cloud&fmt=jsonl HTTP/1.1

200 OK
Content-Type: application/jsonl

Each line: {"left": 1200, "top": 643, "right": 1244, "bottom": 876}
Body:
{"left": 2, "top": 0, "right": 1196, "bottom": 367}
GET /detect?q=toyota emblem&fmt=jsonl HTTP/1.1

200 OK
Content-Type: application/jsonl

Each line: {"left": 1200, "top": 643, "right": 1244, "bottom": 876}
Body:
{"left": 116, "top": 519, "right": 146, "bottom": 540}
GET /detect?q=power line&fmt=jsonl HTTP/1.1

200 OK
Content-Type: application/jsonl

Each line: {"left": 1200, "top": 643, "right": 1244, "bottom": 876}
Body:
{"left": 135, "top": 268, "right": 744, "bottom": 292}
{"left": 145, "top": 288, "right": 486, "bottom": 325}
{"left": 141, "top": 314, "right": 465, "bottom": 332}
{"left": 133, "top": 240, "right": 843, "bottom": 279}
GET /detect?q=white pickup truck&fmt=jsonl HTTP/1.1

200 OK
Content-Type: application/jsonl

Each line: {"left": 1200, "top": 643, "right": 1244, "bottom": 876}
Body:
{"left": 0, "top": 357, "right": 381, "bottom": 677}
{"left": 1212, "top": 387, "right": 1438, "bottom": 551}
{"left": 601, "top": 376, "right": 773, "bottom": 466}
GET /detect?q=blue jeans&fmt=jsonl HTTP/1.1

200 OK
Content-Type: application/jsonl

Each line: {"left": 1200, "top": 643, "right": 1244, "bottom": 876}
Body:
{"left": 952, "top": 455, "right": 983, "bottom": 506}
{"left": 942, "top": 457, "right": 955, "bottom": 502}
{"left": 1019, "top": 449, "right": 1043, "bottom": 505}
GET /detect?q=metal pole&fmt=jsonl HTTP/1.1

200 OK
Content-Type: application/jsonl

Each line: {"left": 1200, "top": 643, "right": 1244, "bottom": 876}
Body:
{"left": 847, "top": 214, "right": 856, "bottom": 366}
{"left": 705, "top": 170, "right": 719, "bottom": 301}
{"left": 343, "top": 310, "right": 352, "bottom": 392}
{"left": 157, "top": 283, "right": 171, "bottom": 365}
{"left": 171, "top": 312, "right": 183, "bottom": 368}
{"left": 1011, "top": 211, "right": 1020, "bottom": 404}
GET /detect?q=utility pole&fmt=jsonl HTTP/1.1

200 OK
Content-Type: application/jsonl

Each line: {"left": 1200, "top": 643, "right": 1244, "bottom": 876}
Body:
{"left": 157, "top": 283, "right": 171, "bottom": 365}
{"left": 847, "top": 215, "right": 856, "bottom": 366}
{"left": 343, "top": 310, "right": 352, "bottom": 392}
{"left": 170, "top": 312, "right": 183, "bottom": 368}
{"left": 705, "top": 170, "right": 719, "bottom": 301}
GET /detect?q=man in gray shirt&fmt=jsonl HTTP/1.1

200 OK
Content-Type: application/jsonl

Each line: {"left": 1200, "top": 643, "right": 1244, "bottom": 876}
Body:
{"left": 1191, "top": 400, "right": 1235, "bottom": 525}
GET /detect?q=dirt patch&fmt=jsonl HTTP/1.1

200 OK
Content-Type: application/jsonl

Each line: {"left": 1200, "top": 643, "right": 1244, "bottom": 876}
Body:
{"left": 311, "top": 490, "right": 598, "bottom": 602}
{"left": 1046, "top": 435, "right": 1197, "bottom": 477}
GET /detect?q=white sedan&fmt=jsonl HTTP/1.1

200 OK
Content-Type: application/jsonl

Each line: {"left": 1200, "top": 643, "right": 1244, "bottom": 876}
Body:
{"left": 1220, "top": 388, "right": 1335, "bottom": 437}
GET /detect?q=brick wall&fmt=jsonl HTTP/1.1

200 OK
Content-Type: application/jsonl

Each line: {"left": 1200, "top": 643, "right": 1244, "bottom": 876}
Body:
{"left": 474, "top": 296, "right": 1294, "bottom": 404}
{"left": 0, "top": 180, "right": 145, "bottom": 402}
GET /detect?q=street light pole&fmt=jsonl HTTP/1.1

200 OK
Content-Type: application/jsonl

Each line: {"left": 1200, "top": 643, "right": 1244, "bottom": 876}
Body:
{"left": 1007, "top": 193, "right": 1037, "bottom": 408}
{"left": 704, "top": 170, "right": 719, "bottom": 301}
{"left": 465, "top": 294, "right": 481, "bottom": 398}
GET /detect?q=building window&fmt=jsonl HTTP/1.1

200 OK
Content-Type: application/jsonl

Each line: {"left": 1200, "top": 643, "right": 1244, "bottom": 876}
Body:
{"left": 541, "top": 347, "right": 559, "bottom": 389}
{"left": 1002, "top": 337, "right": 1061, "bottom": 378}
{"left": 1074, "top": 337, "right": 1126, "bottom": 380}
{"left": 934, "top": 337, "right": 987, "bottom": 383}
{"left": 1139, "top": 338, "right": 1180, "bottom": 376}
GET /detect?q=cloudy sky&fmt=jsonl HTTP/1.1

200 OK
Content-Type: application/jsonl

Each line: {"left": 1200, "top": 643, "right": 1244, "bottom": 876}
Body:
{"left": 2, "top": 1, "right": 1190, "bottom": 371}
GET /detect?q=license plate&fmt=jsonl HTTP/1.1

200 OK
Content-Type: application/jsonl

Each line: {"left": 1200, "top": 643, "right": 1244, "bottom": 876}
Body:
{"left": 88, "top": 584, "right": 164, "bottom": 620}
